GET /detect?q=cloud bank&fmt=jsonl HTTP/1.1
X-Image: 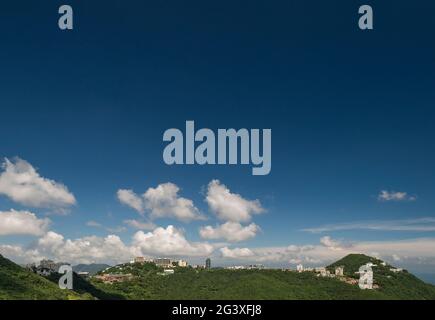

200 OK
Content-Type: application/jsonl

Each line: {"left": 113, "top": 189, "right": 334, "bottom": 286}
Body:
{"left": 0, "top": 209, "right": 50, "bottom": 236}
{"left": 303, "top": 217, "right": 435, "bottom": 233}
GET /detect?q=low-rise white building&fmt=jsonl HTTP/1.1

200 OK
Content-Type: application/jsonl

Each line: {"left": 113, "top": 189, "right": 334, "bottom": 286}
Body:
{"left": 178, "top": 260, "right": 188, "bottom": 267}
{"left": 335, "top": 266, "right": 344, "bottom": 276}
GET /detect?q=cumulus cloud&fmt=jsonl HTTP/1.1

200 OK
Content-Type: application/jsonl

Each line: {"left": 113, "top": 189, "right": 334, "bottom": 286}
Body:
{"left": 123, "top": 219, "right": 156, "bottom": 230}
{"left": 206, "top": 180, "right": 264, "bottom": 222}
{"left": 143, "top": 183, "right": 203, "bottom": 221}
{"left": 1, "top": 224, "right": 219, "bottom": 265}
{"left": 200, "top": 222, "right": 260, "bottom": 242}
{"left": 34, "top": 231, "right": 134, "bottom": 265}
{"left": 220, "top": 247, "right": 255, "bottom": 259}
{"left": 0, "top": 244, "right": 43, "bottom": 264}
{"left": 132, "top": 225, "right": 214, "bottom": 257}
{"left": 37, "top": 231, "right": 65, "bottom": 251}
{"left": 378, "top": 190, "right": 416, "bottom": 202}
{"left": 117, "top": 183, "right": 203, "bottom": 222}
{"left": 1, "top": 231, "right": 132, "bottom": 265}
{"left": 117, "top": 189, "right": 145, "bottom": 214}
{"left": 319, "top": 236, "right": 348, "bottom": 251}
{"left": 0, "top": 158, "right": 76, "bottom": 211}
{"left": 0, "top": 209, "right": 50, "bottom": 236}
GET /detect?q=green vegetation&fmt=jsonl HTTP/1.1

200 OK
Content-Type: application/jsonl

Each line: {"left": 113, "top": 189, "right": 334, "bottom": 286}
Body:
{"left": 1, "top": 253, "right": 435, "bottom": 300}
{"left": 0, "top": 254, "right": 87, "bottom": 300}
{"left": 327, "top": 254, "right": 435, "bottom": 300}
{"left": 90, "top": 263, "right": 435, "bottom": 300}
{"left": 45, "top": 272, "right": 124, "bottom": 300}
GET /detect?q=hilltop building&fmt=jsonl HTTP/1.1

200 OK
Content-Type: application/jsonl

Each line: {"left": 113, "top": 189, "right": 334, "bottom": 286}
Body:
{"left": 134, "top": 257, "right": 153, "bottom": 264}
{"left": 296, "top": 264, "right": 304, "bottom": 273}
{"left": 134, "top": 257, "right": 145, "bottom": 264}
{"left": 226, "top": 265, "right": 246, "bottom": 270}
{"left": 247, "top": 264, "right": 265, "bottom": 270}
{"left": 154, "top": 258, "right": 172, "bottom": 268}
{"left": 335, "top": 266, "right": 344, "bottom": 277}
{"left": 178, "top": 260, "right": 188, "bottom": 267}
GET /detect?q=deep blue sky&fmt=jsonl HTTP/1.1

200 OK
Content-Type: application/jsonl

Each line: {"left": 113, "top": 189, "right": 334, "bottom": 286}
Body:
{"left": 0, "top": 1, "right": 435, "bottom": 273}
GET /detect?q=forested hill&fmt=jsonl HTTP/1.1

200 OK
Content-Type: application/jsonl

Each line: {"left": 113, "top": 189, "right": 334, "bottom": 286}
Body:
{"left": 1, "top": 253, "right": 435, "bottom": 300}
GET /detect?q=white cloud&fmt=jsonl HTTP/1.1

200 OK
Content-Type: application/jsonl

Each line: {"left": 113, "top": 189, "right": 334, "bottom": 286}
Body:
{"left": 117, "top": 189, "right": 145, "bottom": 214}
{"left": 123, "top": 219, "right": 156, "bottom": 230}
{"left": 86, "top": 220, "right": 126, "bottom": 233}
{"left": 0, "top": 244, "right": 43, "bottom": 264}
{"left": 1, "top": 224, "right": 219, "bottom": 265}
{"left": 117, "top": 183, "right": 203, "bottom": 222}
{"left": 0, "top": 209, "right": 50, "bottom": 236}
{"left": 223, "top": 245, "right": 317, "bottom": 263}
{"left": 200, "top": 222, "right": 260, "bottom": 242}
{"left": 34, "top": 231, "right": 134, "bottom": 265}
{"left": 319, "top": 236, "right": 348, "bottom": 251}
{"left": 302, "top": 217, "right": 435, "bottom": 233}
{"left": 206, "top": 180, "right": 264, "bottom": 222}
{"left": 86, "top": 220, "right": 102, "bottom": 228}
{"left": 220, "top": 247, "right": 255, "bottom": 259}
{"left": 0, "top": 158, "right": 76, "bottom": 211}
{"left": 132, "top": 225, "right": 214, "bottom": 257}
{"left": 378, "top": 190, "right": 416, "bottom": 202}
{"left": 143, "top": 183, "right": 203, "bottom": 221}
{"left": 0, "top": 236, "right": 125, "bottom": 266}
{"left": 37, "top": 231, "right": 65, "bottom": 251}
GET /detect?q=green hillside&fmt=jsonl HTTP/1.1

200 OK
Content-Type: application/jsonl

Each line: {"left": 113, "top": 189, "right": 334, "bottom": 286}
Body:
{"left": 91, "top": 255, "right": 435, "bottom": 300}
{"left": 328, "top": 254, "right": 435, "bottom": 300}
{"left": 1, "top": 253, "right": 435, "bottom": 300}
{"left": 0, "top": 254, "right": 88, "bottom": 300}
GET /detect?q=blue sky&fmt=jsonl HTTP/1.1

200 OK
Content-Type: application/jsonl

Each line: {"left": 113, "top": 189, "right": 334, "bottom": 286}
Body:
{"left": 1, "top": 1, "right": 435, "bottom": 279}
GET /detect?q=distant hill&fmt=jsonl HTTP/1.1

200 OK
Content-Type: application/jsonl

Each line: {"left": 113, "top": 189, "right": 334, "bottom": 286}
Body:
{"left": 327, "top": 253, "right": 435, "bottom": 300}
{"left": 0, "top": 254, "right": 86, "bottom": 300}
{"left": 73, "top": 264, "right": 111, "bottom": 275}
